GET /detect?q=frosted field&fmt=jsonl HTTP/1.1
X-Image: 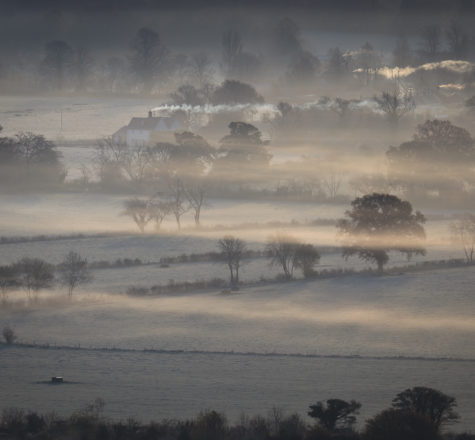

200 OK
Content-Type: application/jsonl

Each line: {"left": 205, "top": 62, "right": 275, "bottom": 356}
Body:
{"left": 0, "top": 191, "right": 465, "bottom": 292}
{"left": 1, "top": 268, "right": 475, "bottom": 429}
{"left": 0, "top": 192, "right": 472, "bottom": 430}
{"left": 0, "top": 192, "right": 342, "bottom": 236}
{"left": 1, "top": 346, "right": 474, "bottom": 430}
{"left": 1, "top": 93, "right": 474, "bottom": 430}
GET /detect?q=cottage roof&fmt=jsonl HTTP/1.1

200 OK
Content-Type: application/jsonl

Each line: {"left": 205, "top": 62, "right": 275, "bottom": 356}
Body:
{"left": 127, "top": 116, "right": 178, "bottom": 131}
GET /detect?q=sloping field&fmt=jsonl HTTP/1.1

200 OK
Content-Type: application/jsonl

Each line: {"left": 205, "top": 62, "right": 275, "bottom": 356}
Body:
{"left": 1, "top": 267, "right": 475, "bottom": 429}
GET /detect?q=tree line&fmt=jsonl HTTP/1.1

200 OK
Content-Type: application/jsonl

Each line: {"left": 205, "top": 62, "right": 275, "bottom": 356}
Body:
{"left": 1, "top": 15, "right": 473, "bottom": 96}
{"left": 0, "top": 386, "right": 470, "bottom": 440}
{"left": 0, "top": 251, "right": 92, "bottom": 303}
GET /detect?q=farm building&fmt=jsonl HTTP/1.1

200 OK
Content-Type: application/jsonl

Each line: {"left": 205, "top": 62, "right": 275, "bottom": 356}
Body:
{"left": 113, "top": 111, "right": 184, "bottom": 146}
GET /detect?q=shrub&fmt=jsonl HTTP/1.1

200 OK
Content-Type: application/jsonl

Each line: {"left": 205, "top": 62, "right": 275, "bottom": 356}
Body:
{"left": 2, "top": 325, "right": 17, "bottom": 344}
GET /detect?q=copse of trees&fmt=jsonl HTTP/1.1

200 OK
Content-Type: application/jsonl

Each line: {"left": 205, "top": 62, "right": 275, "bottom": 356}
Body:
{"left": 120, "top": 176, "right": 210, "bottom": 232}
{"left": 129, "top": 27, "right": 169, "bottom": 94}
{"left": 221, "top": 30, "right": 261, "bottom": 80}
{"left": 41, "top": 40, "right": 74, "bottom": 90}
{"left": 0, "top": 129, "right": 65, "bottom": 187}
{"left": 337, "top": 193, "right": 426, "bottom": 273}
{"left": 213, "top": 122, "right": 271, "bottom": 176}
{"left": 266, "top": 233, "right": 320, "bottom": 279}
{"left": 211, "top": 80, "right": 264, "bottom": 105}
{"left": 391, "top": 386, "right": 459, "bottom": 431}
{"left": 308, "top": 398, "right": 361, "bottom": 431}
{"left": 0, "top": 251, "right": 91, "bottom": 303}
{"left": 387, "top": 120, "right": 475, "bottom": 201}
{"left": 95, "top": 131, "right": 214, "bottom": 189}
{"left": 13, "top": 257, "right": 55, "bottom": 302}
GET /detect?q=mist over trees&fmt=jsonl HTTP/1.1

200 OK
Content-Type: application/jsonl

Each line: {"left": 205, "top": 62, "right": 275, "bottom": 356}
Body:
{"left": 337, "top": 193, "right": 426, "bottom": 273}
{"left": 218, "top": 236, "right": 246, "bottom": 288}
{"left": 2, "top": 2, "right": 475, "bottom": 435}
{"left": 0, "top": 128, "right": 65, "bottom": 187}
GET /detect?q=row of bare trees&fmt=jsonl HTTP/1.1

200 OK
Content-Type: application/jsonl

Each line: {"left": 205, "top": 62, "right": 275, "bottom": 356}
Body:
{"left": 217, "top": 233, "right": 320, "bottom": 289}
{"left": 121, "top": 177, "right": 207, "bottom": 232}
{"left": 0, "top": 251, "right": 91, "bottom": 304}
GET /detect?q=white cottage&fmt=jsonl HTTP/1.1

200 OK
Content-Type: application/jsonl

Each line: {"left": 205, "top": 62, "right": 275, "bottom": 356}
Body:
{"left": 113, "top": 111, "right": 184, "bottom": 146}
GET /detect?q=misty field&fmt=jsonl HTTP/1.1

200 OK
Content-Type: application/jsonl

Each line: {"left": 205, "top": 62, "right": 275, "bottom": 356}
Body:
{"left": 2, "top": 2, "right": 475, "bottom": 435}
{"left": 2, "top": 259, "right": 475, "bottom": 428}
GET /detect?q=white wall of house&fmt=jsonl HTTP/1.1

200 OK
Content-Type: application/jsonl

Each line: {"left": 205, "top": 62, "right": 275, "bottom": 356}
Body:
{"left": 126, "top": 129, "right": 150, "bottom": 146}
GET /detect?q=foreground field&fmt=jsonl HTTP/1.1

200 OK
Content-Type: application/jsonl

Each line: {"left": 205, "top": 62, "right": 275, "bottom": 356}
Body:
{"left": 1, "top": 266, "right": 475, "bottom": 429}
{"left": 1, "top": 345, "right": 474, "bottom": 430}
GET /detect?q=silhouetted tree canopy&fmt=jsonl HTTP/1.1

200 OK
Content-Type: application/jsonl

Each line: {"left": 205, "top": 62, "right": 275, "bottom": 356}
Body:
{"left": 287, "top": 51, "right": 320, "bottom": 83}
{"left": 308, "top": 399, "right": 361, "bottom": 431}
{"left": 391, "top": 386, "right": 459, "bottom": 430}
{"left": 129, "top": 27, "right": 169, "bottom": 93}
{"left": 364, "top": 408, "right": 441, "bottom": 440}
{"left": 0, "top": 132, "right": 65, "bottom": 185}
{"left": 169, "top": 84, "right": 206, "bottom": 106}
{"left": 41, "top": 40, "right": 74, "bottom": 90}
{"left": 13, "top": 257, "right": 55, "bottom": 301}
{"left": 272, "top": 17, "right": 302, "bottom": 56}
{"left": 211, "top": 80, "right": 264, "bottom": 105}
{"left": 216, "top": 122, "right": 271, "bottom": 169}
{"left": 387, "top": 120, "right": 475, "bottom": 198}
{"left": 337, "top": 193, "right": 426, "bottom": 272}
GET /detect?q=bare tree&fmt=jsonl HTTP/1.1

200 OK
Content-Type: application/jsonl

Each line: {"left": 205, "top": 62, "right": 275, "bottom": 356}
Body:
{"left": 218, "top": 236, "right": 246, "bottom": 288}
{"left": 446, "top": 21, "right": 469, "bottom": 59}
{"left": 266, "top": 233, "right": 300, "bottom": 279}
{"left": 322, "top": 171, "right": 342, "bottom": 200}
{"left": 13, "top": 258, "right": 55, "bottom": 301}
{"left": 184, "top": 183, "right": 208, "bottom": 228}
{"left": 325, "top": 47, "right": 350, "bottom": 81}
{"left": 121, "top": 197, "right": 151, "bottom": 233}
{"left": 167, "top": 177, "right": 190, "bottom": 230}
{"left": 0, "top": 265, "right": 18, "bottom": 305}
{"left": 189, "top": 52, "right": 215, "bottom": 88}
{"left": 331, "top": 98, "right": 354, "bottom": 123}
{"left": 355, "top": 42, "right": 381, "bottom": 85}
{"left": 450, "top": 215, "right": 475, "bottom": 263}
{"left": 41, "top": 40, "right": 74, "bottom": 90}
{"left": 147, "top": 198, "right": 171, "bottom": 231}
{"left": 73, "top": 47, "right": 93, "bottom": 91}
{"left": 129, "top": 27, "right": 169, "bottom": 93}
{"left": 392, "top": 37, "right": 414, "bottom": 67}
{"left": 94, "top": 137, "right": 128, "bottom": 184}
{"left": 375, "top": 89, "right": 415, "bottom": 127}
{"left": 58, "top": 251, "right": 92, "bottom": 297}
{"left": 222, "top": 30, "right": 242, "bottom": 75}
{"left": 421, "top": 24, "right": 442, "bottom": 61}
{"left": 121, "top": 145, "right": 152, "bottom": 184}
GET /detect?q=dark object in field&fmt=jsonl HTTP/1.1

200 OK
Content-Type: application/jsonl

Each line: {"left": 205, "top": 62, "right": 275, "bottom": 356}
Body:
{"left": 51, "top": 376, "right": 63, "bottom": 384}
